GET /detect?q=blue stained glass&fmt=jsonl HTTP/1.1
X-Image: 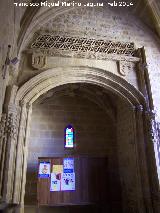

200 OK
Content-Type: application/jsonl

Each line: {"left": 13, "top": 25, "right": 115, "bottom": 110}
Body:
{"left": 65, "top": 125, "right": 74, "bottom": 148}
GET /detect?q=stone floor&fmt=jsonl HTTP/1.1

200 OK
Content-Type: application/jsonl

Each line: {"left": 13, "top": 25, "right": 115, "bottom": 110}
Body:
{"left": 24, "top": 205, "right": 109, "bottom": 213}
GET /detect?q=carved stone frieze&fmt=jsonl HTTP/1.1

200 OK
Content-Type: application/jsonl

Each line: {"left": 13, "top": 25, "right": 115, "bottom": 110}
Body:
{"left": 31, "top": 34, "right": 136, "bottom": 56}
{"left": 28, "top": 34, "right": 140, "bottom": 72}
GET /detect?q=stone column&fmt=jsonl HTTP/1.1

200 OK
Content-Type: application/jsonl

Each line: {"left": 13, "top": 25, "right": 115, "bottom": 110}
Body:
{"left": 13, "top": 101, "right": 28, "bottom": 204}
{"left": 0, "top": 113, "right": 7, "bottom": 200}
{"left": 133, "top": 105, "right": 153, "bottom": 213}
{"left": 2, "top": 104, "right": 20, "bottom": 203}
{"left": 19, "top": 104, "right": 32, "bottom": 213}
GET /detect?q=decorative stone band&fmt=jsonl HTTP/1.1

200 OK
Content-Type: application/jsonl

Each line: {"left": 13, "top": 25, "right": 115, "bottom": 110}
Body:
{"left": 31, "top": 34, "right": 136, "bottom": 57}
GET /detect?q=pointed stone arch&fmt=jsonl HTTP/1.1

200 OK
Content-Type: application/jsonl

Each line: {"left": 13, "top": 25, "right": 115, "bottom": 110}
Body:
{"left": 0, "top": 66, "right": 159, "bottom": 213}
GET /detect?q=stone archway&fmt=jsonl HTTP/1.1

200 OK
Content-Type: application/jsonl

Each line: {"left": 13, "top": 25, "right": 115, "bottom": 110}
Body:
{"left": 0, "top": 66, "right": 159, "bottom": 212}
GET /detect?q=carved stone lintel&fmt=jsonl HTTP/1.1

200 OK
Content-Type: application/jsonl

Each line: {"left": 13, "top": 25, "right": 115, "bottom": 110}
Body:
{"left": 28, "top": 34, "right": 139, "bottom": 69}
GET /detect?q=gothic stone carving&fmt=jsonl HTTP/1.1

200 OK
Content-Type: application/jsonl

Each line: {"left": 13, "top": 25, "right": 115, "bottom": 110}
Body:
{"left": 117, "top": 60, "right": 135, "bottom": 76}
{"left": 0, "top": 112, "right": 18, "bottom": 141}
{"left": 0, "top": 114, "right": 7, "bottom": 139}
{"left": 0, "top": 113, "right": 18, "bottom": 140}
{"left": 6, "top": 113, "right": 19, "bottom": 140}
{"left": 31, "top": 34, "right": 136, "bottom": 57}
{"left": 29, "top": 34, "right": 139, "bottom": 71}
{"left": 32, "top": 53, "right": 47, "bottom": 70}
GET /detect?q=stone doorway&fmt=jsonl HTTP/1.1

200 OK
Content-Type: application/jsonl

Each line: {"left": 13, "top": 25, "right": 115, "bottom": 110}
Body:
{"left": 0, "top": 67, "right": 159, "bottom": 213}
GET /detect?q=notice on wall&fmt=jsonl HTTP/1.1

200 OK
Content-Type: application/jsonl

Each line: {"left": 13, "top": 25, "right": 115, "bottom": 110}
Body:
{"left": 38, "top": 162, "right": 50, "bottom": 178}
{"left": 61, "top": 173, "right": 75, "bottom": 191}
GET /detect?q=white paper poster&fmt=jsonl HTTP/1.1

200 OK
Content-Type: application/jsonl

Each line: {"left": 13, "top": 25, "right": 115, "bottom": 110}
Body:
{"left": 63, "top": 158, "right": 74, "bottom": 173}
{"left": 61, "top": 173, "right": 75, "bottom": 191}
{"left": 50, "top": 173, "right": 61, "bottom": 191}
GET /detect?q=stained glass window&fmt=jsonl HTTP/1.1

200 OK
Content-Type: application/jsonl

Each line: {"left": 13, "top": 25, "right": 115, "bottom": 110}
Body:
{"left": 65, "top": 125, "right": 74, "bottom": 148}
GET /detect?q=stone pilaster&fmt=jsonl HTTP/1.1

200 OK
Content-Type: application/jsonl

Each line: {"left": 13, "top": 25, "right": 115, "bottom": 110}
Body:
{"left": 0, "top": 113, "right": 7, "bottom": 200}
{"left": 144, "top": 110, "right": 160, "bottom": 213}
{"left": 133, "top": 105, "right": 153, "bottom": 213}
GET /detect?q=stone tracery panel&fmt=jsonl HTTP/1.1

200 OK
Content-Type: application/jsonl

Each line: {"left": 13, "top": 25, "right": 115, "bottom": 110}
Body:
{"left": 31, "top": 34, "right": 136, "bottom": 56}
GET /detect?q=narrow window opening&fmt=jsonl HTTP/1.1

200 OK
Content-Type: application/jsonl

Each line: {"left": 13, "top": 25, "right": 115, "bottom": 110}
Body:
{"left": 64, "top": 125, "right": 74, "bottom": 148}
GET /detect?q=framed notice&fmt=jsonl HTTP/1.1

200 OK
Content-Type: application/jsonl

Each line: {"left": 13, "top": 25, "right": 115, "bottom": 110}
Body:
{"left": 38, "top": 162, "right": 50, "bottom": 178}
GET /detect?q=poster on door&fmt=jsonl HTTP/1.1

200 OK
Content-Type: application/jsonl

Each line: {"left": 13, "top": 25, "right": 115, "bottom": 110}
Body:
{"left": 38, "top": 162, "right": 50, "bottom": 178}
{"left": 63, "top": 158, "right": 74, "bottom": 173}
{"left": 61, "top": 172, "right": 75, "bottom": 191}
{"left": 50, "top": 159, "right": 75, "bottom": 191}
{"left": 50, "top": 173, "right": 61, "bottom": 191}
{"left": 50, "top": 165, "right": 63, "bottom": 191}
